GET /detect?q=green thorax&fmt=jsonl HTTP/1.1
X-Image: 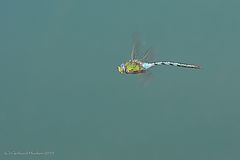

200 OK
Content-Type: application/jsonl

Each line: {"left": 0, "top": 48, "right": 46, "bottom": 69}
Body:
{"left": 125, "top": 60, "right": 145, "bottom": 74}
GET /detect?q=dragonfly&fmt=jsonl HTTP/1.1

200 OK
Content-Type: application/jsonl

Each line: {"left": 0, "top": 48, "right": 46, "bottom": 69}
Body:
{"left": 117, "top": 38, "right": 200, "bottom": 74}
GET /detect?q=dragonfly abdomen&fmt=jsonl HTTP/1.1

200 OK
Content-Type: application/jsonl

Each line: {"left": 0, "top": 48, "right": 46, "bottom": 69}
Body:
{"left": 147, "top": 61, "right": 200, "bottom": 69}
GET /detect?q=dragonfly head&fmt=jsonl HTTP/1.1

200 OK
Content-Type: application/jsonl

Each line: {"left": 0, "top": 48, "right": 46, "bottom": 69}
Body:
{"left": 117, "top": 63, "right": 126, "bottom": 74}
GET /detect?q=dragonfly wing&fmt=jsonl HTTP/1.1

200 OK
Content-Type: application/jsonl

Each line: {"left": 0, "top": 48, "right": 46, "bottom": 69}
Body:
{"left": 140, "top": 47, "right": 156, "bottom": 62}
{"left": 138, "top": 70, "right": 154, "bottom": 87}
{"left": 131, "top": 33, "right": 141, "bottom": 60}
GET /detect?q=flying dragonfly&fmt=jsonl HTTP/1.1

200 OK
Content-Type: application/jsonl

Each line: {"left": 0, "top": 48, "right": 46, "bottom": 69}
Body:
{"left": 117, "top": 38, "right": 200, "bottom": 74}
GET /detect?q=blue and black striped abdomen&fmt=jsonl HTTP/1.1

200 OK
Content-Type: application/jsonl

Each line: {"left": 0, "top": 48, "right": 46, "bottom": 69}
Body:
{"left": 143, "top": 61, "right": 200, "bottom": 69}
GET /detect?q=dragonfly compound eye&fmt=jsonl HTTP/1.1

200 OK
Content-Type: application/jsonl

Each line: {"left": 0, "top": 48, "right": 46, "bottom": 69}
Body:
{"left": 117, "top": 66, "right": 122, "bottom": 74}
{"left": 117, "top": 64, "right": 125, "bottom": 74}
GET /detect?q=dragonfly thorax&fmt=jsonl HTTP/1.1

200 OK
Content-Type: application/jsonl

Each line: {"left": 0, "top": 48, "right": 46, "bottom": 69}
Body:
{"left": 118, "top": 60, "right": 145, "bottom": 74}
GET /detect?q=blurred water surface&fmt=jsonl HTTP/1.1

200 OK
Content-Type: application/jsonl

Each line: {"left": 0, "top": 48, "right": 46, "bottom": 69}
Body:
{"left": 1, "top": 0, "right": 240, "bottom": 159}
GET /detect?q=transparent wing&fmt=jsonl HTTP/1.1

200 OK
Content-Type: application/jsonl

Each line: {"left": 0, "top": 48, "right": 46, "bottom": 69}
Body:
{"left": 140, "top": 47, "right": 156, "bottom": 62}
{"left": 138, "top": 70, "right": 154, "bottom": 87}
{"left": 131, "top": 33, "right": 141, "bottom": 60}
{"left": 140, "top": 48, "right": 151, "bottom": 61}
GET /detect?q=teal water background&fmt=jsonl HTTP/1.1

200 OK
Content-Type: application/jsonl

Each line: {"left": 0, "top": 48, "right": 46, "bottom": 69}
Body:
{"left": 1, "top": 0, "right": 240, "bottom": 159}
